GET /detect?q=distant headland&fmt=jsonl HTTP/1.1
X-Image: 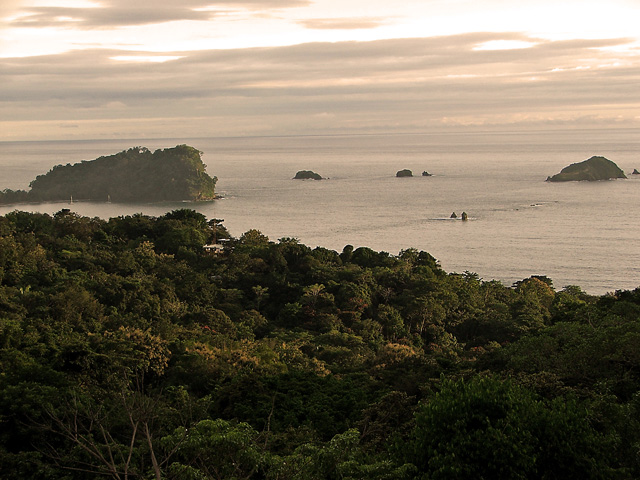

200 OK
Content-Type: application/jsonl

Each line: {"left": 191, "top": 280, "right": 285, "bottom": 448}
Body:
{"left": 546, "top": 156, "right": 626, "bottom": 182}
{"left": 0, "top": 145, "right": 217, "bottom": 204}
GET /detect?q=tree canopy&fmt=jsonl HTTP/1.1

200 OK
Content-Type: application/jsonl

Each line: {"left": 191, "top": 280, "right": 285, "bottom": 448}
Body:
{"left": 0, "top": 209, "right": 638, "bottom": 478}
{"left": 0, "top": 145, "right": 217, "bottom": 204}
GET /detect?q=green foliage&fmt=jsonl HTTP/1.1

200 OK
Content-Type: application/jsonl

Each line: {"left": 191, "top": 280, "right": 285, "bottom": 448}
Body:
{"left": 0, "top": 210, "right": 638, "bottom": 478}
{"left": 214, "top": 370, "right": 371, "bottom": 441}
{"left": 270, "top": 428, "right": 415, "bottom": 480}
{"left": 0, "top": 188, "right": 30, "bottom": 205}
{"left": 2, "top": 145, "right": 217, "bottom": 204}
{"left": 487, "top": 313, "right": 640, "bottom": 400}
{"left": 164, "top": 419, "right": 267, "bottom": 479}
{"left": 547, "top": 156, "right": 627, "bottom": 182}
{"left": 404, "top": 376, "right": 615, "bottom": 480}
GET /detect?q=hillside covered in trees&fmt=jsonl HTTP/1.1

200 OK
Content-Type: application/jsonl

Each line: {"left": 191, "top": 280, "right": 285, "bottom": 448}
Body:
{"left": 1, "top": 209, "right": 640, "bottom": 478}
{"left": 0, "top": 145, "right": 217, "bottom": 204}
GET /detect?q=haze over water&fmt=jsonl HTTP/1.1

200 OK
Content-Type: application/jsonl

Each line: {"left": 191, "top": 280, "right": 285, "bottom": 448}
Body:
{"left": 1, "top": 129, "right": 639, "bottom": 295}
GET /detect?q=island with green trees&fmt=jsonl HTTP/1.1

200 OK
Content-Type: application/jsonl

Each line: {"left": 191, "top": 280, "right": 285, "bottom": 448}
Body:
{"left": 0, "top": 145, "right": 217, "bottom": 204}
{"left": 546, "top": 155, "right": 627, "bottom": 182}
{"left": 1, "top": 209, "right": 639, "bottom": 478}
{"left": 293, "top": 170, "right": 323, "bottom": 180}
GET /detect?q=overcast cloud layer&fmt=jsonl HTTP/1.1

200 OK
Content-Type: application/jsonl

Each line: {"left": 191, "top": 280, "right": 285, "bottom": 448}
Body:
{"left": 10, "top": 0, "right": 311, "bottom": 28}
{"left": 1, "top": 0, "right": 639, "bottom": 140}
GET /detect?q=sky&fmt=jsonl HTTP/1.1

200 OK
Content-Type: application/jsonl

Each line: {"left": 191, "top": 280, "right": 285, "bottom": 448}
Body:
{"left": 1, "top": 0, "right": 639, "bottom": 141}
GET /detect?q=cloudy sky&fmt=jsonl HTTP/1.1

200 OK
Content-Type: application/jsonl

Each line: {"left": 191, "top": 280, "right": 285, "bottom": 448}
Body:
{"left": 1, "top": 0, "right": 639, "bottom": 140}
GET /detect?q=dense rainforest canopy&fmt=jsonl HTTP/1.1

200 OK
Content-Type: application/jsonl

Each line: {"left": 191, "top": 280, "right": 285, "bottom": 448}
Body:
{"left": 1, "top": 209, "right": 639, "bottom": 479}
{"left": 0, "top": 145, "right": 217, "bottom": 204}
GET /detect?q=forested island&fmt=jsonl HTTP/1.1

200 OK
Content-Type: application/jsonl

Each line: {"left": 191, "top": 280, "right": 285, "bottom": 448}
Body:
{"left": 2, "top": 209, "right": 640, "bottom": 478}
{"left": 547, "top": 156, "right": 627, "bottom": 182}
{"left": 0, "top": 145, "right": 217, "bottom": 204}
{"left": 293, "top": 170, "right": 323, "bottom": 180}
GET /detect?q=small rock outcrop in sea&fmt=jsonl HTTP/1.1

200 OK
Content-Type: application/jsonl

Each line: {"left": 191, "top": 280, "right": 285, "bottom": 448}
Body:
{"left": 450, "top": 212, "right": 457, "bottom": 219}
{"left": 293, "top": 170, "right": 323, "bottom": 180}
{"left": 546, "top": 156, "right": 627, "bottom": 182}
{"left": 461, "top": 212, "right": 468, "bottom": 221}
{"left": 396, "top": 169, "right": 413, "bottom": 177}
{"left": 632, "top": 169, "right": 640, "bottom": 175}
{"left": 422, "top": 171, "right": 432, "bottom": 176}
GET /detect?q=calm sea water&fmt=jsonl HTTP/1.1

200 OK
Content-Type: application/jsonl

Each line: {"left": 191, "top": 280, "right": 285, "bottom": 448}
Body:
{"left": 1, "top": 130, "right": 639, "bottom": 294}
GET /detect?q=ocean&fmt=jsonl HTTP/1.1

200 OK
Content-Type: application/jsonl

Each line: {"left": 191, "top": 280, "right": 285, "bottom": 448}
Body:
{"left": 1, "top": 130, "right": 639, "bottom": 295}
